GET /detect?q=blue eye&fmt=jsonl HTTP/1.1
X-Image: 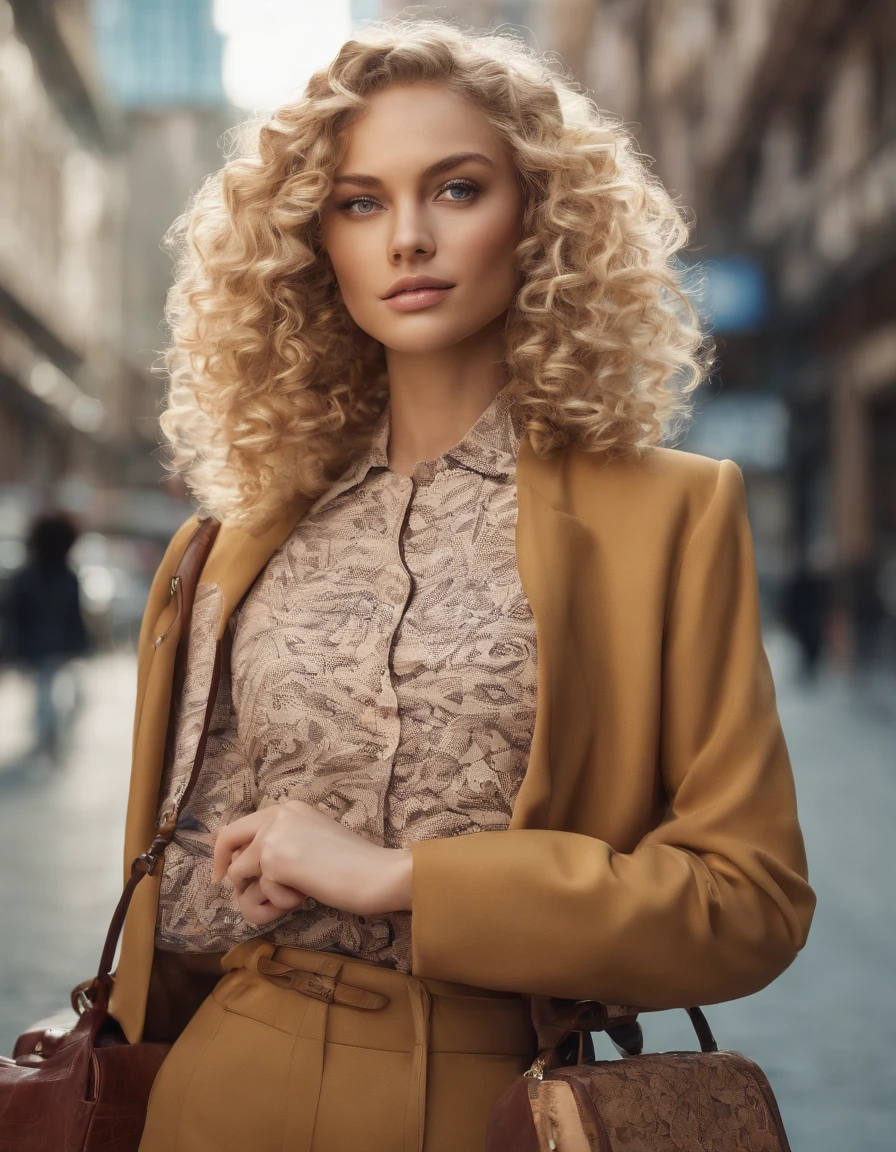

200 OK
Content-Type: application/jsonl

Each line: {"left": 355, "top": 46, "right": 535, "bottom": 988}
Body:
{"left": 336, "top": 178, "right": 481, "bottom": 216}
{"left": 439, "top": 179, "right": 480, "bottom": 201}
{"left": 341, "top": 197, "right": 378, "bottom": 215}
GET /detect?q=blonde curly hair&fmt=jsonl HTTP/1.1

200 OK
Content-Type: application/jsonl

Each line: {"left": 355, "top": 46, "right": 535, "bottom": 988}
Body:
{"left": 159, "top": 17, "right": 712, "bottom": 530}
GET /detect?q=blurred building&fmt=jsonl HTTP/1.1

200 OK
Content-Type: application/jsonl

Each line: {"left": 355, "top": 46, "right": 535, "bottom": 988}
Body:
{"left": 0, "top": 0, "right": 129, "bottom": 570}
{"left": 89, "top": 0, "right": 232, "bottom": 514}
{"left": 582, "top": 0, "right": 896, "bottom": 668}
{"left": 0, "top": 0, "right": 234, "bottom": 646}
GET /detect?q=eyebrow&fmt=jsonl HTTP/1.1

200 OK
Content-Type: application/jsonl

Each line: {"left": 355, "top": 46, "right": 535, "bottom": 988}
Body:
{"left": 332, "top": 151, "right": 495, "bottom": 188}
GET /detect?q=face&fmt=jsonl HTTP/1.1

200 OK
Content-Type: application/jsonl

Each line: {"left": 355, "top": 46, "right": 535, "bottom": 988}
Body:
{"left": 319, "top": 82, "right": 526, "bottom": 354}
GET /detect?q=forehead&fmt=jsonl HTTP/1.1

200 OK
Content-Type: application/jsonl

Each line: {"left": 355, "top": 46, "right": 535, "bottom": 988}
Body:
{"left": 337, "top": 82, "right": 506, "bottom": 171}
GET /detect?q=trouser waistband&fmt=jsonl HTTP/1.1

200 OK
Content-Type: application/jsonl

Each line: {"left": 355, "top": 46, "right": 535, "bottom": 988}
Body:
{"left": 219, "top": 937, "right": 532, "bottom": 1152}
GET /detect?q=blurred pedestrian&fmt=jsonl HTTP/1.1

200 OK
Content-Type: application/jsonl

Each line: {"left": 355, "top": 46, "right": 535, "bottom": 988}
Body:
{"left": 0, "top": 512, "right": 92, "bottom": 763}
{"left": 782, "top": 566, "right": 828, "bottom": 682}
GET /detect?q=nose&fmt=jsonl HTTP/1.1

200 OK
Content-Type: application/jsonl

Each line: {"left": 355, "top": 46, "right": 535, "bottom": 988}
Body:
{"left": 388, "top": 198, "right": 435, "bottom": 263}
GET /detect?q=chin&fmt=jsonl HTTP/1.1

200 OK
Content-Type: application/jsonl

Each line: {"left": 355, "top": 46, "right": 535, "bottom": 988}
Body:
{"left": 377, "top": 329, "right": 474, "bottom": 354}
{"left": 360, "top": 310, "right": 509, "bottom": 354}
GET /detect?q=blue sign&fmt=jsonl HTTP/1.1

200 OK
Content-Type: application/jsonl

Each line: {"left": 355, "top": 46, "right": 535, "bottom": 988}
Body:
{"left": 681, "top": 256, "right": 769, "bottom": 333}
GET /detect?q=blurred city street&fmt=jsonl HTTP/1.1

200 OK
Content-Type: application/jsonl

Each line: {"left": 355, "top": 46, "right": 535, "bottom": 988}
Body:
{"left": 0, "top": 652, "right": 134, "bottom": 1050}
{"left": 0, "top": 634, "right": 894, "bottom": 1152}
{"left": 1, "top": 0, "right": 895, "bottom": 1148}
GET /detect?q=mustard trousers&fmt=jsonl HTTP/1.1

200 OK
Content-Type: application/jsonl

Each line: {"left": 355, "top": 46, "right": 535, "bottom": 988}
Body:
{"left": 138, "top": 938, "right": 537, "bottom": 1151}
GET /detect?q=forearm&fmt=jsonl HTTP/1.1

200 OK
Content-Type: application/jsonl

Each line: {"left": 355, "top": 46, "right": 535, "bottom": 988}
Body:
{"left": 410, "top": 827, "right": 813, "bottom": 1007}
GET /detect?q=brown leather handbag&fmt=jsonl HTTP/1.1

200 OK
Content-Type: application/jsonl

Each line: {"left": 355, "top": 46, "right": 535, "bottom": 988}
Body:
{"left": 487, "top": 997, "right": 792, "bottom": 1151}
{"left": 0, "top": 517, "right": 221, "bottom": 1152}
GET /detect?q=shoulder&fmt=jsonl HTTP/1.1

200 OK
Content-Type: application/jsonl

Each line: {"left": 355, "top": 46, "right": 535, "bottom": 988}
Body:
{"left": 520, "top": 439, "right": 744, "bottom": 538}
{"left": 158, "top": 514, "right": 205, "bottom": 574}
{"left": 570, "top": 443, "right": 728, "bottom": 496}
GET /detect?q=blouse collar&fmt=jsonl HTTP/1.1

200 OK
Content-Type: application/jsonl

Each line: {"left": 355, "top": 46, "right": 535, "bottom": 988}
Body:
{"left": 329, "top": 382, "right": 525, "bottom": 501}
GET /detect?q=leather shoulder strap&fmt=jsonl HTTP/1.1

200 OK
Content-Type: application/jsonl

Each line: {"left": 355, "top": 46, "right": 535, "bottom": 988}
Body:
{"left": 76, "top": 517, "right": 221, "bottom": 1013}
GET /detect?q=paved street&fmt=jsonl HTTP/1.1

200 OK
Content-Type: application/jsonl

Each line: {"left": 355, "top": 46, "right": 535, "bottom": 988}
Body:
{"left": 0, "top": 654, "right": 134, "bottom": 1046}
{"left": 0, "top": 636, "right": 893, "bottom": 1150}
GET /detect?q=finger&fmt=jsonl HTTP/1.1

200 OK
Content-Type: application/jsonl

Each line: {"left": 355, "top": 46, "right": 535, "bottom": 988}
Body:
{"left": 237, "top": 881, "right": 285, "bottom": 927}
{"left": 213, "top": 823, "right": 258, "bottom": 885}
{"left": 235, "top": 881, "right": 266, "bottom": 922}
{"left": 258, "top": 875, "right": 307, "bottom": 911}
{"left": 212, "top": 811, "right": 265, "bottom": 883}
{"left": 227, "top": 840, "right": 263, "bottom": 892}
{"left": 234, "top": 879, "right": 268, "bottom": 919}
{"left": 218, "top": 845, "right": 248, "bottom": 893}
{"left": 236, "top": 879, "right": 266, "bottom": 912}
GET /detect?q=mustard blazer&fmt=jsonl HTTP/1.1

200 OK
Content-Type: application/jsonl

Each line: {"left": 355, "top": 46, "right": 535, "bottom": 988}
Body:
{"left": 109, "top": 439, "right": 815, "bottom": 1044}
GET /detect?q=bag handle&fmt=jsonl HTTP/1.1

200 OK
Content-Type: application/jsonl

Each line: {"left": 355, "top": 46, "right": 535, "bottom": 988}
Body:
{"left": 527, "top": 996, "right": 719, "bottom": 1076}
{"left": 604, "top": 1006, "right": 719, "bottom": 1057}
{"left": 72, "top": 517, "right": 221, "bottom": 1016}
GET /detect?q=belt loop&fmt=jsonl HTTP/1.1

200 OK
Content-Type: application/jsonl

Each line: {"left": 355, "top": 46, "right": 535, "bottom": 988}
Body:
{"left": 404, "top": 978, "right": 432, "bottom": 1152}
{"left": 220, "top": 935, "right": 277, "bottom": 975}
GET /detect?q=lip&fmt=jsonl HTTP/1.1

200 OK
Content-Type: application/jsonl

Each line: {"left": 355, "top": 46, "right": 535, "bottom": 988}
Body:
{"left": 385, "top": 286, "right": 454, "bottom": 312}
{"left": 382, "top": 275, "right": 455, "bottom": 299}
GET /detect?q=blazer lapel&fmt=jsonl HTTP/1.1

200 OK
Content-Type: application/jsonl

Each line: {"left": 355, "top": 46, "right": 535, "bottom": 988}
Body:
{"left": 511, "top": 438, "right": 609, "bottom": 834}
{"left": 112, "top": 494, "right": 315, "bottom": 1043}
{"left": 202, "top": 494, "right": 315, "bottom": 636}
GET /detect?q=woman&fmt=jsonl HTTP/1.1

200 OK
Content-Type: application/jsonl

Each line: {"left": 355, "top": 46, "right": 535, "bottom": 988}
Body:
{"left": 116, "top": 18, "right": 815, "bottom": 1151}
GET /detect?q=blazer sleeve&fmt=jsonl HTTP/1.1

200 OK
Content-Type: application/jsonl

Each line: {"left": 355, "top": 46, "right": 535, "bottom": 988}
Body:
{"left": 409, "top": 460, "right": 816, "bottom": 1008}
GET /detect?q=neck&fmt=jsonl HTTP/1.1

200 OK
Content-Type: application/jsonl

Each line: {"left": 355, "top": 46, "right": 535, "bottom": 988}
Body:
{"left": 383, "top": 315, "right": 509, "bottom": 475}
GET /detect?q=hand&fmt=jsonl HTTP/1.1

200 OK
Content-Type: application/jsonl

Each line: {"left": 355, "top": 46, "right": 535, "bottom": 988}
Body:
{"left": 223, "top": 845, "right": 307, "bottom": 927}
{"left": 211, "top": 799, "right": 413, "bottom": 924}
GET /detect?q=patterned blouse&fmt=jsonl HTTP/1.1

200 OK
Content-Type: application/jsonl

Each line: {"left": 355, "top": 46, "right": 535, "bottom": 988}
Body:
{"left": 155, "top": 384, "right": 539, "bottom": 971}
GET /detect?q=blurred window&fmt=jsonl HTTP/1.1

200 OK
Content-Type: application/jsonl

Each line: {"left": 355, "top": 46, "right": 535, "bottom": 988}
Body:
{"left": 795, "top": 94, "right": 822, "bottom": 177}
{"left": 91, "top": 0, "right": 226, "bottom": 109}
{"left": 716, "top": 0, "right": 734, "bottom": 38}
{"left": 870, "top": 33, "right": 895, "bottom": 145}
{"left": 681, "top": 393, "right": 789, "bottom": 471}
{"left": 17, "top": 139, "right": 62, "bottom": 275}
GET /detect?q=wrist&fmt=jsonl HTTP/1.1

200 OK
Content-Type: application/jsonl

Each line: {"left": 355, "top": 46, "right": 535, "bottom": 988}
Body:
{"left": 385, "top": 846, "right": 413, "bottom": 912}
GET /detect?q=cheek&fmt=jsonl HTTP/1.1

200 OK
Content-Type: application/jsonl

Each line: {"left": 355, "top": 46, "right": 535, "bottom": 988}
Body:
{"left": 326, "top": 233, "right": 367, "bottom": 299}
{"left": 454, "top": 205, "right": 521, "bottom": 293}
{"left": 322, "top": 218, "right": 371, "bottom": 299}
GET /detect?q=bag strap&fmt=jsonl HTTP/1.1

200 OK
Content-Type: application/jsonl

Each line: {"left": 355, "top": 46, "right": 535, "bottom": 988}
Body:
{"left": 529, "top": 995, "right": 719, "bottom": 1072}
{"left": 72, "top": 517, "right": 221, "bottom": 1016}
{"left": 602, "top": 1005, "right": 718, "bottom": 1057}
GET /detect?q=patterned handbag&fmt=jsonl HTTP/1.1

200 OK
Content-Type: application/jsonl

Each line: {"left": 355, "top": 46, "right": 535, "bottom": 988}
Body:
{"left": 486, "top": 997, "right": 792, "bottom": 1151}
{"left": 0, "top": 518, "right": 221, "bottom": 1152}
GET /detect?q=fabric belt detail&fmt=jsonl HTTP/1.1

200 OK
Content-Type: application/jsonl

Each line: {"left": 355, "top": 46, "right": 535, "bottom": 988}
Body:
{"left": 255, "top": 957, "right": 390, "bottom": 1010}
{"left": 221, "top": 938, "right": 433, "bottom": 1152}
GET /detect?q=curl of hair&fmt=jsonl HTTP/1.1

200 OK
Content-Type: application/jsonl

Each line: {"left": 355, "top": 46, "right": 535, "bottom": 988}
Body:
{"left": 159, "top": 16, "right": 713, "bottom": 531}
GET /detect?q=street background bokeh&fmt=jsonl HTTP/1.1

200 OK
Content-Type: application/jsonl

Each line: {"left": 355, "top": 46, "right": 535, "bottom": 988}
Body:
{"left": 0, "top": 3, "right": 893, "bottom": 1149}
